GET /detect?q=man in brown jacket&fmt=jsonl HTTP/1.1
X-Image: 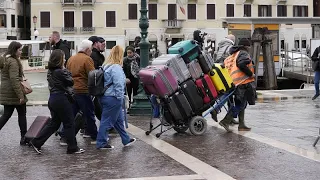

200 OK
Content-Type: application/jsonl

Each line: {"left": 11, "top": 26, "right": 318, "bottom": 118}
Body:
{"left": 66, "top": 39, "right": 97, "bottom": 144}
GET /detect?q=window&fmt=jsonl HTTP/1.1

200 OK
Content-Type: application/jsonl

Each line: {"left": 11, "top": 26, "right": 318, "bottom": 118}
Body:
{"left": 11, "top": 15, "right": 15, "bottom": 28}
{"left": 207, "top": 4, "right": 215, "bottom": 19}
{"left": 148, "top": 4, "right": 157, "bottom": 20}
{"left": 187, "top": 4, "right": 196, "bottom": 19}
{"left": 0, "top": 14, "right": 6, "bottom": 28}
{"left": 128, "top": 4, "right": 137, "bottom": 20}
{"left": 106, "top": 11, "right": 116, "bottom": 27}
{"left": 295, "top": 40, "right": 300, "bottom": 49}
{"left": 281, "top": 40, "right": 285, "bottom": 50}
{"left": 302, "top": 40, "right": 307, "bottom": 48}
{"left": 226, "top": 4, "right": 234, "bottom": 17}
{"left": 40, "top": 12, "right": 50, "bottom": 28}
{"left": 258, "top": 5, "right": 272, "bottom": 17}
{"left": 106, "top": 41, "right": 116, "bottom": 49}
{"left": 39, "top": 42, "right": 51, "bottom": 50}
{"left": 244, "top": 4, "right": 251, "bottom": 17}
{"left": 168, "top": 4, "right": 177, "bottom": 20}
{"left": 277, "top": 5, "right": 287, "bottom": 17}
{"left": 64, "top": 11, "right": 74, "bottom": 28}
{"left": 82, "top": 11, "right": 92, "bottom": 27}
{"left": 293, "top": 6, "right": 308, "bottom": 17}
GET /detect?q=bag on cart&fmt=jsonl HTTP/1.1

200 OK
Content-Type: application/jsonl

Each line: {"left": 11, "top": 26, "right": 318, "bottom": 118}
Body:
{"left": 208, "top": 63, "right": 234, "bottom": 94}
{"left": 139, "top": 65, "right": 178, "bottom": 98}
{"left": 187, "top": 59, "right": 203, "bottom": 80}
{"left": 168, "top": 40, "right": 199, "bottom": 63}
{"left": 165, "top": 92, "right": 193, "bottom": 125}
{"left": 180, "top": 79, "right": 204, "bottom": 112}
{"left": 195, "top": 74, "right": 218, "bottom": 104}
{"left": 198, "top": 51, "right": 215, "bottom": 74}
{"left": 151, "top": 54, "right": 191, "bottom": 84}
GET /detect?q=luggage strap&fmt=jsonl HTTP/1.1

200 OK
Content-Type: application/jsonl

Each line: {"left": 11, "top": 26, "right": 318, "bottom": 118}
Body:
{"left": 213, "top": 66, "right": 230, "bottom": 91}
{"left": 201, "top": 78, "right": 214, "bottom": 100}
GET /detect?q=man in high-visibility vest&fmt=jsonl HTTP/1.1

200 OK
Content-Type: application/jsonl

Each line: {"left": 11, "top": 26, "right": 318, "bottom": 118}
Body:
{"left": 219, "top": 38, "right": 256, "bottom": 132}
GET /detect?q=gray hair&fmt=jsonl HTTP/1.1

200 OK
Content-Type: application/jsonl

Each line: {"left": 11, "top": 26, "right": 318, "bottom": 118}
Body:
{"left": 78, "top": 39, "right": 93, "bottom": 52}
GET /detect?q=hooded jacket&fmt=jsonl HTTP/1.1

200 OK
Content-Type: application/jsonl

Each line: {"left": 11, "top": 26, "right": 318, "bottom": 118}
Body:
{"left": 90, "top": 48, "right": 105, "bottom": 69}
{"left": 215, "top": 38, "right": 234, "bottom": 63}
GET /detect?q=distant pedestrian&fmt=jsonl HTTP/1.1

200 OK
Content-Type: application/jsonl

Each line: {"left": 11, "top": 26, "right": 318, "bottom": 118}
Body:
{"left": 214, "top": 34, "right": 235, "bottom": 63}
{"left": 0, "top": 41, "right": 28, "bottom": 145}
{"left": 311, "top": 46, "right": 320, "bottom": 100}
{"left": 29, "top": 49, "right": 85, "bottom": 154}
{"left": 49, "top": 31, "right": 71, "bottom": 66}
{"left": 96, "top": 45, "right": 136, "bottom": 150}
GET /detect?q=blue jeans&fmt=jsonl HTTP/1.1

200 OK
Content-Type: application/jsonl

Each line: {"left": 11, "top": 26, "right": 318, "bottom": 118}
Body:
{"left": 150, "top": 95, "right": 160, "bottom": 118}
{"left": 96, "top": 96, "right": 131, "bottom": 148}
{"left": 315, "top": 71, "right": 320, "bottom": 95}
{"left": 73, "top": 94, "right": 97, "bottom": 140}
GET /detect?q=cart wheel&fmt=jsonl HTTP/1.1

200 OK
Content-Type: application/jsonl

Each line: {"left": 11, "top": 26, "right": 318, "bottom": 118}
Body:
{"left": 189, "top": 116, "right": 207, "bottom": 136}
{"left": 145, "top": 131, "right": 150, "bottom": 136}
{"left": 173, "top": 126, "right": 188, "bottom": 133}
{"left": 156, "top": 133, "right": 161, "bottom": 138}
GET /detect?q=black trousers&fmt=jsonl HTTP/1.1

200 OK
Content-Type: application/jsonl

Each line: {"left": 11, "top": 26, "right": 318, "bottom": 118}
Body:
{"left": 32, "top": 93, "right": 78, "bottom": 152}
{"left": 127, "top": 77, "right": 139, "bottom": 103}
{"left": 0, "top": 104, "right": 27, "bottom": 137}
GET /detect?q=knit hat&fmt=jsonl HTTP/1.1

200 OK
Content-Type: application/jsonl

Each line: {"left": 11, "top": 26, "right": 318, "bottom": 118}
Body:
{"left": 238, "top": 38, "right": 251, "bottom": 47}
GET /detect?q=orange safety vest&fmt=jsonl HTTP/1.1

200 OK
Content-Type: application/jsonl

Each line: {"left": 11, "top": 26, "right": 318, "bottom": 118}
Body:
{"left": 224, "top": 51, "right": 255, "bottom": 85}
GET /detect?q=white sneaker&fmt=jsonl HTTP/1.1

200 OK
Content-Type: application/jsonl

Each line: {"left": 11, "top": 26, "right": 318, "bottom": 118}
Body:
{"left": 124, "top": 138, "right": 136, "bottom": 147}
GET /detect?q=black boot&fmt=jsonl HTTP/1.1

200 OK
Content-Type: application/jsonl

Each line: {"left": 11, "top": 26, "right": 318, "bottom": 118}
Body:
{"left": 238, "top": 110, "right": 251, "bottom": 131}
{"left": 210, "top": 110, "right": 218, "bottom": 122}
{"left": 230, "top": 118, "right": 239, "bottom": 125}
{"left": 219, "top": 112, "right": 233, "bottom": 132}
{"left": 20, "top": 136, "right": 28, "bottom": 146}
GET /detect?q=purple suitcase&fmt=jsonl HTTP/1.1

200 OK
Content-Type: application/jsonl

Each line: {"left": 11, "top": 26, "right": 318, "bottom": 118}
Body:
{"left": 25, "top": 116, "right": 51, "bottom": 142}
{"left": 187, "top": 59, "right": 203, "bottom": 80}
{"left": 139, "top": 65, "right": 178, "bottom": 98}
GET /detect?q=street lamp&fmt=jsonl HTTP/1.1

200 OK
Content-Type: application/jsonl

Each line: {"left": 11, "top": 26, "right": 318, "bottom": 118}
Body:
{"left": 129, "top": 0, "right": 152, "bottom": 115}
{"left": 32, "top": 15, "right": 38, "bottom": 40}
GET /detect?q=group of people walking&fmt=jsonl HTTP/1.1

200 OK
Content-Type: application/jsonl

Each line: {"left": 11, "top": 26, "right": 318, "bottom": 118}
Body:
{"left": 0, "top": 31, "right": 137, "bottom": 154}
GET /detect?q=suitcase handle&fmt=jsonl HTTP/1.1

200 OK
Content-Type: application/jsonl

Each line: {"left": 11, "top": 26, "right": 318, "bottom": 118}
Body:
{"left": 197, "top": 87, "right": 205, "bottom": 98}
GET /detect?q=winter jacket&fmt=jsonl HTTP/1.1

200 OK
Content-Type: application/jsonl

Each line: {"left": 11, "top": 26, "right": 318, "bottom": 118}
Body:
{"left": 90, "top": 48, "right": 105, "bottom": 69}
{"left": 0, "top": 55, "right": 27, "bottom": 105}
{"left": 53, "top": 39, "right": 71, "bottom": 64}
{"left": 47, "top": 68, "right": 74, "bottom": 95}
{"left": 123, "top": 53, "right": 140, "bottom": 79}
{"left": 66, "top": 52, "right": 95, "bottom": 94}
{"left": 311, "top": 46, "right": 320, "bottom": 71}
{"left": 215, "top": 38, "right": 234, "bottom": 63}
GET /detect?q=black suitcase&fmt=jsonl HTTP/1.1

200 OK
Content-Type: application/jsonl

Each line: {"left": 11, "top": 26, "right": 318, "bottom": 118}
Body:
{"left": 25, "top": 116, "right": 51, "bottom": 142}
{"left": 180, "top": 79, "right": 204, "bottom": 113}
{"left": 166, "top": 92, "right": 192, "bottom": 125}
{"left": 198, "top": 51, "right": 215, "bottom": 74}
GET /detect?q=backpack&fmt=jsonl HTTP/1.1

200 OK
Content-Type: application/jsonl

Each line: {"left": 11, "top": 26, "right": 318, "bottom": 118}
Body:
{"left": 88, "top": 66, "right": 113, "bottom": 96}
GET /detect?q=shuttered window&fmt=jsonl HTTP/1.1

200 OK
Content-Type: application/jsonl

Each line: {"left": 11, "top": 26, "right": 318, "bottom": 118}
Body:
{"left": 168, "top": 4, "right": 177, "bottom": 20}
{"left": 40, "top": 12, "right": 50, "bottom": 28}
{"left": 128, "top": 4, "right": 138, "bottom": 20}
{"left": 207, "top": 4, "right": 215, "bottom": 19}
{"left": 64, "top": 11, "right": 74, "bottom": 27}
{"left": 82, "top": 11, "right": 92, "bottom": 27}
{"left": 226, "top": 4, "right": 234, "bottom": 17}
{"left": 106, "top": 11, "right": 116, "bottom": 27}
{"left": 188, "top": 4, "right": 196, "bottom": 19}
{"left": 148, "top": 4, "right": 157, "bottom": 20}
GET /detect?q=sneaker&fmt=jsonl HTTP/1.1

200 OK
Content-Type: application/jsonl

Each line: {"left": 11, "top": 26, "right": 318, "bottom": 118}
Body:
{"left": 20, "top": 137, "right": 28, "bottom": 146}
{"left": 60, "top": 138, "right": 67, "bottom": 146}
{"left": 98, "top": 144, "right": 114, "bottom": 150}
{"left": 67, "top": 148, "right": 85, "bottom": 154}
{"left": 29, "top": 142, "right": 42, "bottom": 154}
{"left": 312, "top": 94, "right": 320, "bottom": 100}
{"left": 124, "top": 138, "right": 136, "bottom": 147}
{"left": 82, "top": 134, "right": 91, "bottom": 138}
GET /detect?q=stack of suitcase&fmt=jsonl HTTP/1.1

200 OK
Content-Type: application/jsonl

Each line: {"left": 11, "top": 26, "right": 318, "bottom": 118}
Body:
{"left": 139, "top": 40, "right": 234, "bottom": 126}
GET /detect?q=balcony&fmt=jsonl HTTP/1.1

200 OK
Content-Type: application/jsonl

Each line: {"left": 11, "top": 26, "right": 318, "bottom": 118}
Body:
{"left": 61, "top": 0, "right": 76, "bottom": 6}
{"left": 80, "top": 0, "right": 96, "bottom": 5}
{"left": 80, "top": 27, "right": 95, "bottom": 33}
{"left": 162, "top": 20, "right": 184, "bottom": 29}
{"left": 62, "top": 27, "right": 77, "bottom": 33}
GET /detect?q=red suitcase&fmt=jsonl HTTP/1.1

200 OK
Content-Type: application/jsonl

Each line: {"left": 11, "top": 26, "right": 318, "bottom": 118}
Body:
{"left": 195, "top": 74, "right": 218, "bottom": 104}
{"left": 25, "top": 116, "right": 51, "bottom": 142}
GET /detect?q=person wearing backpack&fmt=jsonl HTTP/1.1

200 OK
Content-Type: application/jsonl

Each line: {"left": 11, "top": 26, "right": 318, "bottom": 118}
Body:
{"left": 214, "top": 34, "right": 235, "bottom": 63}
{"left": 66, "top": 39, "right": 97, "bottom": 145}
{"left": 49, "top": 31, "right": 71, "bottom": 66}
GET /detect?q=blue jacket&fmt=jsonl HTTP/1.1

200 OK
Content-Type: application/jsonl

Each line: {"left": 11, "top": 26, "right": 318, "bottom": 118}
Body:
{"left": 103, "top": 64, "right": 125, "bottom": 100}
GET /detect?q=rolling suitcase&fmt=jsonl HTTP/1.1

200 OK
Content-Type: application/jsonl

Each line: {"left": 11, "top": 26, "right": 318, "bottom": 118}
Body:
{"left": 139, "top": 65, "right": 178, "bottom": 98}
{"left": 25, "top": 116, "right": 51, "bottom": 142}
{"left": 180, "top": 79, "right": 204, "bottom": 112}
{"left": 208, "top": 64, "right": 234, "bottom": 94}
{"left": 195, "top": 74, "right": 218, "bottom": 104}
{"left": 198, "top": 51, "right": 215, "bottom": 74}
{"left": 168, "top": 40, "right": 199, "bottom": 63}
{"left": 151, "top": 54, "right": 191, "bottom": 84}
{"left": 165, "top": 92, "right": 193, "bottom": 125}
{"left": 187, "top": 59, "right": 203, "bottom": 80}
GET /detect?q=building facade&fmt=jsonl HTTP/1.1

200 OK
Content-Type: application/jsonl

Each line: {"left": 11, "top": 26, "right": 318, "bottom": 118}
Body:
{"left": 30, "top": 0, "right": 314, "bottom": 55}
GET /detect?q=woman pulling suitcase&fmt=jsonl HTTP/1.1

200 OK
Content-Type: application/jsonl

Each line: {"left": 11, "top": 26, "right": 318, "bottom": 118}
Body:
{"left": 29, "top": 50, "right": 85, "bottom": 154}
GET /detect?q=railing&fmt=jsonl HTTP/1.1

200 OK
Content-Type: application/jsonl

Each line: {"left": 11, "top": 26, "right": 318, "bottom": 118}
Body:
{"left": 162, "top": 20, "right": 183, "bottom": 29}
{"left": 81, "top": 0, "right": 95, "bottom": 4}
{"left": 61, "top": 0, "right": 76, "bottom": 5}
{"left": 62, "top": 27, "right": 77, "bottom": 33}
{"left": 80, "top": 27, "right": 95, "bottom": 33}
